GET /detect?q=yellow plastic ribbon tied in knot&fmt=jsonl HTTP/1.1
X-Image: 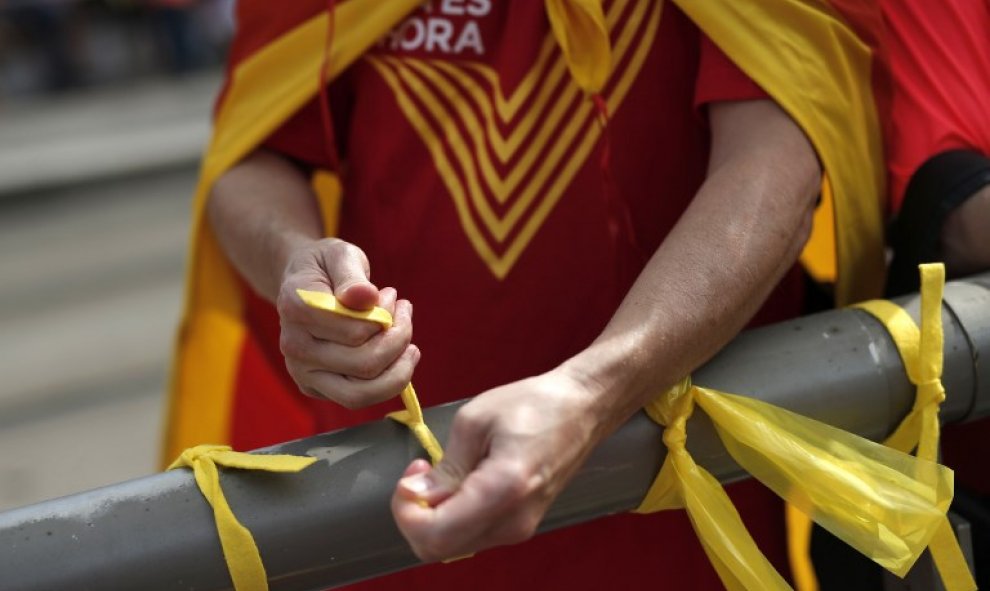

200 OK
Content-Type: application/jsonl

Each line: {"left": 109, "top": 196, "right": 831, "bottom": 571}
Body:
{"left": 636, "top": 369, "right": 956, "bottom": 590}
{"left": 854, "top": 263, "right": 977, "bottom": 590}
{"left": 168, "top": 444, "right": 317, "bottom": 591}
{"left": 296, "top": 289, "right": 444, "bottom": 465}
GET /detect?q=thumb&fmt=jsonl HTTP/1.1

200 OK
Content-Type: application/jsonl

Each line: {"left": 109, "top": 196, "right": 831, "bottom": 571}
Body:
{"left": 397, "top": 410, "right": 489, "bottom": 507}
{"left": 324, "top": 240, "right": 378, "bottom": 310}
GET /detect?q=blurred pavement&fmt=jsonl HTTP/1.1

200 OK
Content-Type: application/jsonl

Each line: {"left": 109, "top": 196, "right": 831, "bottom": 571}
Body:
{"left": 0, "top": 73, "right": 219, "bottom": 511}
{"left": 0, "top": 72, "right": 218, "bottom": 195}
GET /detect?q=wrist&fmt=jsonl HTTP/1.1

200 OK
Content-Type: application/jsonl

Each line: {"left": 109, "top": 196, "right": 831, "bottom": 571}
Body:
{"left": 556, "top": 338, "right": 652, "bottom": 438}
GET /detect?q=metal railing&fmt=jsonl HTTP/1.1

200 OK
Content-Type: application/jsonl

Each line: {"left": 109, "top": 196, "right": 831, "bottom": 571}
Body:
{"left": 1, "top": 274, "right": 988, "bottom": 591}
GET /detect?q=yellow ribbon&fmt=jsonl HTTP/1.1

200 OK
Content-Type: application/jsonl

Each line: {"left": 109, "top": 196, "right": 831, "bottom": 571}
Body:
{"left": 172, "top": 289, "right": 446, "bottom": 590}
{"left": 296, "top": 289, "right": 444, "bottom": 465}
{"left": 636, "top": 370, "right": 956, "bottom": 590}
{"left": 854, "top": 263, "right": 977, "bottom": 591}
{"left": 168, "top": 444, "right": 318, "bottom": 591}
{"left": 635, "top": 379, "right": 791, "bottom": 590}
{"left": 544, "top": 0, "right": 612, "bottom": 94}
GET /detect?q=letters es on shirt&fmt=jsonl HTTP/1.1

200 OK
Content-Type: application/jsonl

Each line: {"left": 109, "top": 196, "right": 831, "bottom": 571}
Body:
{"left": 379, "top": 0, "right": 491, "bottom": 56}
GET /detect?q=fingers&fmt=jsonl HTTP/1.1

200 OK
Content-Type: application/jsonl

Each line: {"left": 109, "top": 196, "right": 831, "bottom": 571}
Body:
{"left": 396, "top": 406, "right": 489, "bottom": 505}
{"left": 392, "top": 458, "right": 545, "bottom": 562}
{"left": 392, "top": 406, "right": 545, "bottom": 562}
{"left": 280, "top": 287, "right": 398, "bottom": 347}
{"left": 281, "top": 299, "right": 413, "bottom": 377}
{"left": 297, "top": 344, "right": 421, "bottom": 409}
{"left": 321, "top": 239, "right": 378, "bottom": 310}
{"left": 378, "top": 287, "right": 398, "bottom": 317}
{"left": 278, "top": 238, "right": 418, "bottom": 409}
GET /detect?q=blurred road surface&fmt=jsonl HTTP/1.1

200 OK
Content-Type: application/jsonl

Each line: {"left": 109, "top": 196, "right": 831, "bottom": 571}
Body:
{"left": 0, "top": 169, "right": 196, "bottom": 511}
{"left": 0, "top": 74, "right": 217, "bottom": 195}
{"left": 0, "top": 75, "right": 216, "bottom": 511}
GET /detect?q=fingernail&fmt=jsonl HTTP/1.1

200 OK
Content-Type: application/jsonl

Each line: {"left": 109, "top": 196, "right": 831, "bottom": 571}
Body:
{"left": 400, "top": 473, "right": 434, "bottom": 496}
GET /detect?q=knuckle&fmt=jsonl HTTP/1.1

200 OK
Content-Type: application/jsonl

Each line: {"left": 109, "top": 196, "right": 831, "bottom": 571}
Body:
{"left": 501, "top": 464, "right": 534, "bottom": 501}
{"left": 351, "top": 357, "right": 383, "bottom": 381}
{"left": 341, "top": 323, "right": 375, "bottom": 347}
{"left": 389, "top": 322, "right": 414, "bottom": 348}
{"left": 434, "top": 460, "right": 468, "bottom": 486}
{"left": 322, "top": 237, "right": 347, "bottom": 257}
{"left": 325, "top": 239, "right": 365, "bottom": 269}
{"left": 279, "top": 330, "right": 305, "bottom": 360}
{"left": 341, "top": 241, "right": 368, "bottom": 265}
{"left": 451, "top": 408, "right": 483, "bottom": 439}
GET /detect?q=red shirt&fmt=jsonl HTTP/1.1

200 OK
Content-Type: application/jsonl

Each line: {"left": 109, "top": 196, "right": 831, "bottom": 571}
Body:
{"left": 882, "top": 0, "right": 990, "bottom": 211}
{"left": 879, "top": 0, "right": 990, "bottom": 494}
{"left": 228, "top": 1, "right": 802, "bottom": 587}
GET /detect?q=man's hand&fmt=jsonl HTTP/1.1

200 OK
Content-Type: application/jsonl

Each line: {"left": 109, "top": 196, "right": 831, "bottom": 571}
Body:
{"left": 390, "top": 369, "right": 603, "bottom": 562}
{"left": 277, "top": 238, "right": 419, "bottom": 408}
{"left": 207, "top": 149, "right": 419, "bottom": 409}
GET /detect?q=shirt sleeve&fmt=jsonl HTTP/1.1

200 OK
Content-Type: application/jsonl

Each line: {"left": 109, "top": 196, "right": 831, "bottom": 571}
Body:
{"left": 263, "top": 99, "right": 334, "bottom": 170}
{"left": 694, "top": 33, "right": 768, "bottom": 109}
{"left": 262, "top": 72, "right": 354, "bottom": 171}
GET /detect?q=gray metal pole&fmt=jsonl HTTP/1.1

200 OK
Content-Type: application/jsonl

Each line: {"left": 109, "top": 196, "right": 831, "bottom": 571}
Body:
{"left": 2, "top": 274, "right": 989, "bottom": 591}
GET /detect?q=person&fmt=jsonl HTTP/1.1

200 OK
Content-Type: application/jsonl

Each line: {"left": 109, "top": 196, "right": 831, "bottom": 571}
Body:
{"left": 883, "top": 3, "right": 990, "bottom": 587}
{"left": 4, "top": 0, "right": 80, "bottom": 92}
{"left": 164, "top": 0, "right": 885, "bottom": 588}
{"left": 881, "top": 0, "right": 990, "bottom": 294}
{"left": 801, "top": 3, "right": 990, "bottom": 589}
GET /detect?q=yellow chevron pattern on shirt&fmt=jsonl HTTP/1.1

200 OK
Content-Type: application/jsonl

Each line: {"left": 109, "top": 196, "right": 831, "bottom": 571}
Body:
{"left": 367, "top": 0, "right": 661, "bottom": 279}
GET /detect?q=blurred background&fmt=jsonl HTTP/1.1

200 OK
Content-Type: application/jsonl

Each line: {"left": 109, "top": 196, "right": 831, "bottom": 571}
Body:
{"left": 0, "top": 0, "right": 232, "bottom": 511}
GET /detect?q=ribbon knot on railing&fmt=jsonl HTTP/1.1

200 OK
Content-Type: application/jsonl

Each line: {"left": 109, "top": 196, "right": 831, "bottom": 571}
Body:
{"left": 168, "top": 445, "right": 317, "bottom": 591}
{"left": 636, "top": 362, "right": 956, "bottom": 589}
{"left": 853, "top": 263, "right": 976, "bottom": 590}
{"left": 644, "top": 375, "right": 694, "bottom": 430}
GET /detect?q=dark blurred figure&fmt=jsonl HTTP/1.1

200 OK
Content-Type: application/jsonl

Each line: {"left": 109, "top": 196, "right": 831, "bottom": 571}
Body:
{"left": 0, "top": 0, "right": 231, "bottom": 97}
{"left": 148, "top": 0, "right": 205, "bottom": 74}
{"left": 3, "top": 0, "right": 82, "bottom": 92}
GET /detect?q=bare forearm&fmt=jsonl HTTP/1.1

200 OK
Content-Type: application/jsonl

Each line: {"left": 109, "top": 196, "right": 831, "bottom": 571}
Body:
{"left": 207, "top": 149, "right": 324, "bottom": 302}
{"left": 563, "top": 100, "right": 820, "bottom": 436}
{"left": 941, "top": 185, "right": 990, "bottom": 276}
